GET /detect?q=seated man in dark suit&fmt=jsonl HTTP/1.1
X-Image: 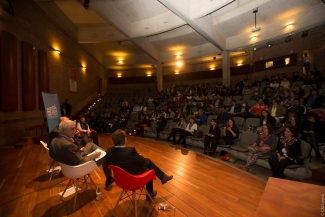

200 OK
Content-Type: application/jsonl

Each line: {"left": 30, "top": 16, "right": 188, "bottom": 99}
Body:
{"left": 106, "top": 130, "right": 173, "bottom": 199}
{"left": 49, "top": 120, "right": 114, "bottom": 186}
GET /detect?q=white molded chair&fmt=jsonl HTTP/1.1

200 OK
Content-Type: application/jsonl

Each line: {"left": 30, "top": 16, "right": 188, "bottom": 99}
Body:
{"left": 58, "top": 161, "right": 98, "bottom": 209}
{"left": 40, "top": 140, "right": 57, "bottom": 181}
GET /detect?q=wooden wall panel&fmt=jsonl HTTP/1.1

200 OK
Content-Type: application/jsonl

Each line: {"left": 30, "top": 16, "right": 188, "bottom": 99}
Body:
{"left": 0, "top": 30, "right": 18, "bottom": 111}
{"left": 22, "top": 41, "right": 36, "bottom": 110}
{"left": 109, "top": 76, "right": 156, "bottom": 84}
{"left": 39, "top": 50, "right": 49, "bottom": 110}
{"left": 231, "top": 64, "right": 251, "bottom": 76}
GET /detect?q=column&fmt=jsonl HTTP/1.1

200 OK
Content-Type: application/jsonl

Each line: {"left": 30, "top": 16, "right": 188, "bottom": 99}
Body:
{"left": 222, "top": 51, "right": 230, "bottom": 86}
{"left": 156, "top": 62, "right": 163, "bottom": 91}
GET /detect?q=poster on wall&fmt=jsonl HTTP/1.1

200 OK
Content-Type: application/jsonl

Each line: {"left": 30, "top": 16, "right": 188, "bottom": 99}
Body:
{"left": 69, "top": 67, "right": 77, "bottom": 92}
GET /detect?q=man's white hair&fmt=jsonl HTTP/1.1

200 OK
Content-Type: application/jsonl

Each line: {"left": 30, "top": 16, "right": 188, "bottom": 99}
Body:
{"left": 59, "top": 120, "right": 75, "bottom": 134}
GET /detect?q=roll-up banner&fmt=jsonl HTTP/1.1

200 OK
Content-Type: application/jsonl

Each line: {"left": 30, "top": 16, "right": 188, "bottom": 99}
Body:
{"left": 41, "top": 92, "right": 61, "bottom": 132}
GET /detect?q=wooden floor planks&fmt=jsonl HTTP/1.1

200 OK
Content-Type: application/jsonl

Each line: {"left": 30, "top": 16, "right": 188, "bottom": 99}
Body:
{"left": 0, "top": 134, "right": 267, "bottom": 217}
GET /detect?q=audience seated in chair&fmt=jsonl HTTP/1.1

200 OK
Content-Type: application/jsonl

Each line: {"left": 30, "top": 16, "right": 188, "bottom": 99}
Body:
{"left": 268, "top": 127, "right": 303, "bottom": 179}
{"left": 77, "top": 115, "right": 99, "bottom": 146}
{"left": 217, "top": 118, "right": 239, "bottom": 146}
{"left": 260, "top": 110, "right": 277, "bottom": 130}
{"left": 203, "top": 119, "right": 220, "bottom": 156}
{"left": 237, "top": 124, "right": 277, "bottom": 172}
{"left": 166, "top": 116, "right": 187, "bottom": 144}
{"left": 299, "top": 112, "right": 325, "bottom": 160}
{"left": 176, "top": 117, "right": 197, "bottom": 148}
{"left": 138, "top": 115, "right": 151, "bottom": 138}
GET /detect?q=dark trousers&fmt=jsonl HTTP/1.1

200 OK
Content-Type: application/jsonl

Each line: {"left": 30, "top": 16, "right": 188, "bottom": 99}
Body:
{"left": 177, "top": 131, "right": 192, "bottom": 147}
{"left": 143, "top": 158, "right": 164, "bottom": 193}
{"left": 166, "top": 128, "right": 182, "bottom": 143}
{"left": 82, "top": 143, "right": 112, "bottom": 180}
{"left": 305, "top": 133, "right": 323, "bottom": 159}
{"left": 268, "top": 154, "right": 294, "bottom": 179}
{"left": 204, "top": 136, "right": 218, "bottom": 152}
{"left": 87, "top": 131, "right": 99, "bottom": 145}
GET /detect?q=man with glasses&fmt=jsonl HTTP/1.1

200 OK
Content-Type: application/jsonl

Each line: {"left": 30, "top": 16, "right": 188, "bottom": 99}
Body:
{"left": 49, "top": 120, "right": 114, "bottom": 186}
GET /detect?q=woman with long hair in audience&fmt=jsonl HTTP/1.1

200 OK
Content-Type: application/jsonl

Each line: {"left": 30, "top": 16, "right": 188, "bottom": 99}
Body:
{"left": 275, "top": 86, "right": 288, "bottom": 98}
{"left": 217, "top": 118, "right": 239, "bottom": 145}
{"left": 260, "top": 110, "right": 276, "bottom": 130}
{"left": 176, "top": 117, "right": 197, "bottom": 148}
{"left": 138, "top": 115, "right": 150, "bottom": 138}
{"left": 300, "top": 112, "right": 325, "bottom": 160}
{"left": 237, "top": 124, "right": 277, "bottom": 172}
{"left": 150, "top": 110, "right": 159, "bottom": 120}
{"left": 268, "top": 127, "right": 303, "bottom": 179}
{"left": 203, "top": 119, "right": 220, "bottom": 156}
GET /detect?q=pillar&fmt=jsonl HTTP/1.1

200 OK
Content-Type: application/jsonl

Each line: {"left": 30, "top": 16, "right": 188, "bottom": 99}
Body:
{"left": 222, "top": 51, "right": 230, "bottom": 86}
{"left": 156, "top": 62, "right": 163, "bottom": 91}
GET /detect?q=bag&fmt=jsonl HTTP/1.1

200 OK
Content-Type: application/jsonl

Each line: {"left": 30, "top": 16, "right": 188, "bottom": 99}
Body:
{"left": 219, "top": 150, "right": 231, "bottom": 161}
{"left": 193, "top": 130, "right": 203, "bottom": 138}
{"left": 143, "top": 125, "right": 150, "bottom": 131}
{"left": 247, "top": 145, "right": 268, "bottom": 154}
{"left": 219, "top": 150, "right": 236, "bottom": 162}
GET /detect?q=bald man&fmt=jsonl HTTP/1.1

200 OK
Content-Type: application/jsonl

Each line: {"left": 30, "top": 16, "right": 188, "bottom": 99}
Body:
{"left": 48, "top": 116, "right": 69, "bottom": 148}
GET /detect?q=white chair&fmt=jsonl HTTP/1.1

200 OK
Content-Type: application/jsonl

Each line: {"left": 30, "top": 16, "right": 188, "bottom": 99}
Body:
{"left": 58, "top": 161, "right": 98, "bottom": 209}
{"left": 40, "top": 140, "right": 57, "bottom": 181}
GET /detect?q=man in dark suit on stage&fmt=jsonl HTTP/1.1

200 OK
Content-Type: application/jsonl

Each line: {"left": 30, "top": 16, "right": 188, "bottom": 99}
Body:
{"left": 106, "top": 130, "right": 173, "bottom": 199}
{"left": 49, "top": 120, "right": 114, "bottom": 186}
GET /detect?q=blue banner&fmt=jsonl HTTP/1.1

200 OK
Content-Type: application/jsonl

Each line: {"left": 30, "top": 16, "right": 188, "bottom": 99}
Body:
{"left": 41, "top": 92, "right": 61, "bottom": 132}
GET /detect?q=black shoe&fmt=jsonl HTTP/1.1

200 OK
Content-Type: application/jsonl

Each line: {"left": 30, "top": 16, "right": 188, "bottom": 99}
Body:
{"left": 146, "top": 190, "right": 157, "bottom": 200}
{"left": 161, "top": 175, "right": 173, "bottom": 184}
{"left": 105, "top": 177, "right": 115, "bottom": 186}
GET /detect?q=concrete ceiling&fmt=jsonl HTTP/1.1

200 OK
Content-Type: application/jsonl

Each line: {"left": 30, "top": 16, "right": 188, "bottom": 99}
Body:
{"left": 34, "top": 0, "right": 325, "bottom": 71}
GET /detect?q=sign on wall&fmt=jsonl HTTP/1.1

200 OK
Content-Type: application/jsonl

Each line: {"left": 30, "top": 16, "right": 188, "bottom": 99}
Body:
{"left": 69, "top": 67, "right": 77, "bottom": 92}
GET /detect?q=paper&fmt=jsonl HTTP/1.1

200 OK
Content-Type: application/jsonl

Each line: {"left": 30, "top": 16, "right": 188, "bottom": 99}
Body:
{"left": 87, "top": 149, "right": 106, "bottom": 161}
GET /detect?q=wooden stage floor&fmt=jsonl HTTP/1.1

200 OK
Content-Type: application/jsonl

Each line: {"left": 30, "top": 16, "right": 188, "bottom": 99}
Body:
{"left": 0, "top": 134, "right": 267, "bottom": 217}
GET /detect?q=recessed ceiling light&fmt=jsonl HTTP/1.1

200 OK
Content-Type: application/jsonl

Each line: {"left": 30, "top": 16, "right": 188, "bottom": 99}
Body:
{"left": 267, "top": 43, "right": 273, "bottom": 48}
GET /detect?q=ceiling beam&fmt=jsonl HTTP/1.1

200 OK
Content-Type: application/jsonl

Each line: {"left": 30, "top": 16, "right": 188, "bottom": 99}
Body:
{"left": 87, "top": 0, "right": 160, "bottom": 62}
{"left": 158, "top": 0, "right": 227, "bottom": 51}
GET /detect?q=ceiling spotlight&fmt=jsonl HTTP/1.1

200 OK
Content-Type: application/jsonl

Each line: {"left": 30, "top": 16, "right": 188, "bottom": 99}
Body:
{"left": 267, "top": 43, "right": 273, "bottom": 48}
{"left": 253, "top": 47, "right": 257, "bottom": 51}
{"left": 301, "top": 31, "right": 308, "bottom": 38}
{"left": 285, "top": 36, "right": 291, "bottom": 43}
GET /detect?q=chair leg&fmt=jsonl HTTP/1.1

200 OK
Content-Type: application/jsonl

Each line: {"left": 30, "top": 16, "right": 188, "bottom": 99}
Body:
{"left": 111, "top": 190, "right": 125, "bottom": 217}
{"left": 73, "top": 178, "right": 79, "bottom": 209}
{"left": 60, "top": 179, "right": 73, "bottom": 200}
{"left": 133, "top": 191, "right": 137, "bottom": 217}
{"left": 144, "top": 188, "right": 156, "bottom": 206}
{"left": 88, "top": 174, "right": 97, "bottom": 188}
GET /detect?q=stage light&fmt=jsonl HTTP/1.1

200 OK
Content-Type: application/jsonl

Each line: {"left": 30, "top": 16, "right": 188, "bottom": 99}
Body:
{"left": 301, "top": 31, "right": 308, "bottom": 38}
{"left": 285, "top": 36, "right": 291, "bottom": 43}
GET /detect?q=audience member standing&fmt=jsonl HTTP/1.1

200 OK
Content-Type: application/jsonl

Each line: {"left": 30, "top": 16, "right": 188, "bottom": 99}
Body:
{"left": 62, "top": 99, "right": 72, "bottom": 118}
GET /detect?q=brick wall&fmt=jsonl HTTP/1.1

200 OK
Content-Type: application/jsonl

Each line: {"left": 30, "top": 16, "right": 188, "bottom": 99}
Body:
{"left": 0, "top": 0, "right": 106, "bottom": 146}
